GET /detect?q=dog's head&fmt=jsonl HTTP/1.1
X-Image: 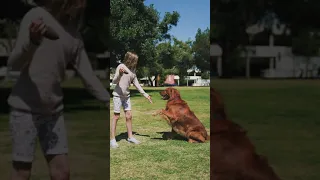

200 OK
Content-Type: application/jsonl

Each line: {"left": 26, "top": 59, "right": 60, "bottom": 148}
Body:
{"left": 160, "top": 87, "right": 181, "bottom": 101}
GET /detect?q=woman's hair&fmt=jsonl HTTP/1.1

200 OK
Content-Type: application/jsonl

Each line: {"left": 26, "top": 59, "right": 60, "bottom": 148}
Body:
{"left": 123, "top": 52, "right": 138, "bottom": 71}
{"left": 35, "top": 0, "right": 86, "bottom": 24}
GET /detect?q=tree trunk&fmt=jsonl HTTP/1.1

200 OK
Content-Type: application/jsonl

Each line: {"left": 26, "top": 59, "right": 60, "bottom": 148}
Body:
{"left": 148, "top": 77, "right": 153, "bottom": 86}
{"left": 153, "top": 74, "right": 159, "bottom": 87}
{"left": 221, "top": 40, "right": 233, "bottom": 77}
{"left": 156, "top": 74, "right": 160, "bottom": 87}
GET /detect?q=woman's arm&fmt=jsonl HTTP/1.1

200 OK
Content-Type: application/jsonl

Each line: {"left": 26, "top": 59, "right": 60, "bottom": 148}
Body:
{"left": 7, "top": 9, "right": 39, "bottom": 71}
{"left": 71, "top": 42, "right": 110, "bottom": 105}
{"left": 132, "top": 76, "right": 149, "bottom": 98}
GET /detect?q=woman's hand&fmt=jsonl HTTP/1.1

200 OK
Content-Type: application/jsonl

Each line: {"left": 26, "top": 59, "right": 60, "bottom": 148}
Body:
{"left": 146, "top": 95, "right": 153, "bottom": 104}
{"left": 29, "top": 18, "right": 47, "bottom": 45}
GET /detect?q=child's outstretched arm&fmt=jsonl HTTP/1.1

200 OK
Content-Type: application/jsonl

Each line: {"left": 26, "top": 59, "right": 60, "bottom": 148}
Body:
{"left": 132, "top": 77, "right": 152, "bottom": 103}
{"left": 7, "top": 9, "right": 39, "bottom": 71}
{"left": 71, "top": 43, "right": 110, "bottom": 107}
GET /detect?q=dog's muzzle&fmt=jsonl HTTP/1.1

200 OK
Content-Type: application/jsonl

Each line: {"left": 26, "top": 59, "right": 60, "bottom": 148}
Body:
{"left": 161, "top": 94, "right": 169, "bottom": 100}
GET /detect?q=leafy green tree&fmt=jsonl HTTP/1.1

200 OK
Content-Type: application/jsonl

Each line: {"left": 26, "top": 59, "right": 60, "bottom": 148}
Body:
{"left": 0, "top": 19, "right": 19, "bottom": 54}
{"left": 110, "top": 0, "right": 180, "bottom": 71}
{"left": 211, "top": 0, "right": 269, "bottom": 77}
{"left": 193, "top": 28, "right": 210, "bottom": 73}
{"left": 270, "top": 0, "right": 320, "bottom": 35}
{"left": 211, "top": 0, "right": 320, "bottom": 77}
{"left": 145, "top": 37, "right": 193, "bottom": 86}
{"left": 171, "top": 38, "right": 193, "bottom": 85}
{"left": 292, "top": 30, "right": 320, "bottom": 78}
{"left": 0, "top": 1, "right": 31, "bottom": 55}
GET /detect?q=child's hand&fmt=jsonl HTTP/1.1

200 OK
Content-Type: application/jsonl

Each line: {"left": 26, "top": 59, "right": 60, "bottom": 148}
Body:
{"left": 147, "top": 95, "right": 153, "bottom": 104}
{"left": 119, "top": 67, "right": 125, "bottom": 74}
{"left": 29, "top": 18, "right": 47, "bottom": 45}
{"left": 119, "top": 67, "right": 128, "bottom": 74}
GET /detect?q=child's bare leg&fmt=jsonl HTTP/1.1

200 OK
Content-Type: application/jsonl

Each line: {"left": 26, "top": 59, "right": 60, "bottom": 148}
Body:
{"left": 124, "top": 110, "right": 133, "bottom": 138}
{"left": 111, "top": 113, "right": 120, "bottom": 140}
{"left": 46, "top": 154, "right": 70, "bottom": 180}
{"left": 125, "top": 110, "right": 140, "bottom": 144}
{"left": 11, "top": 162, "right": 32, "bottom": 180}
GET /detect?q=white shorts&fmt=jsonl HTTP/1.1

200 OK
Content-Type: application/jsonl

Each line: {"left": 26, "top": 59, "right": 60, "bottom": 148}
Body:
{"left": 113, "top": 96, "right": 131, "bottom": 113}
{"left": 9, "top": 110, "right": 68, "bottom": 162}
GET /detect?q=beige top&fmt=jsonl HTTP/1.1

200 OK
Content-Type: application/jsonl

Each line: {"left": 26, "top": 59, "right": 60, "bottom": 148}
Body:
{"left": 7, "top": 7, "right": 110, "bottom": 114}
{"left": 112, "top": 64, "right": 148, "bottom": 98}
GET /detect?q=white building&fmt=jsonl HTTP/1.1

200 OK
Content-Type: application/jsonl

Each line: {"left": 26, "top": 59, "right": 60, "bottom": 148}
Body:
{"left": 109, "top": 67, "right": 210, "bottom": 87}
{"left": 241, "top": 45, "right": 320, "bottom": 78}
{"left": 210, "top": 44, "right": 320, "bottom": 78}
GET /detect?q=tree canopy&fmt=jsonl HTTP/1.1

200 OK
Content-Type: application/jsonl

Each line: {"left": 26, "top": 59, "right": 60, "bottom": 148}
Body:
{"left": 193, "top": 28, "right": 210, "bottom": 72}
{"left": 211, "top": 0, "right": 320, "bottom": 77}
{"left": 0, "top": 0, "right": 210, "bottom": 84}
{"left": 110, "top": 0, "right": 180, "bottom": 68}
{"left": 110, "top": 0, "right": 210, "bottom": 86}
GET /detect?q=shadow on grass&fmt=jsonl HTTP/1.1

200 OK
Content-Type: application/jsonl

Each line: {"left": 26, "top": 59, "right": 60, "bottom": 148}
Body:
{"left": 151, "top": 131, "right": 187, "bottom": 141}
{"left": 115, "top": 131, "right": 150, "bottom": 141}
{"left": 0, "top": 87, "right": 110, "bottom": 115}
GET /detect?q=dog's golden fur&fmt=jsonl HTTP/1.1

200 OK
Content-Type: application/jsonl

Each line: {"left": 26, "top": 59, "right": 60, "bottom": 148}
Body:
{"left": 153, "top": 87, "right": 209, "bottom": 143}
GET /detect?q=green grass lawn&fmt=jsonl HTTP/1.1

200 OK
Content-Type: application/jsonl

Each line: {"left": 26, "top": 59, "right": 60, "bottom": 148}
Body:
{"left": 211, "top": 79, "right": 320, "bottom": 180}
{"left": 0, "top": 79, "right": 210, "bottom": 180}
{"left": 1, "top": 78, "right": 318, "bottom": 180}
{"left": 110, "top": 86, "right": 210, "bottom": 180}
{"left": 0, "top": 78, "right": 110, "bottom": 180}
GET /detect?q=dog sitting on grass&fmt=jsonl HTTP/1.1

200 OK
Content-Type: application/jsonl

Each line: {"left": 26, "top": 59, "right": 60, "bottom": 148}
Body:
{"left": 153, "top": 87, "right": 210, "bottom": 143}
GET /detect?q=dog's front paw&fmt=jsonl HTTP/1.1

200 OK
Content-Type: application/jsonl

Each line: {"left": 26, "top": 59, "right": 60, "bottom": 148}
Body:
{"left": 188, "top": 139, "right": 198, "bottom": 143}
{"left": 152, "top": 110, "right": 163, "bottom": 116}
{"left": 152, "top": 111, "right": 160, "bottom": 116}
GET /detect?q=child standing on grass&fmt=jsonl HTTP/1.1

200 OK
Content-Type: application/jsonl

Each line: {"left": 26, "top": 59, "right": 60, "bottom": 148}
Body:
{"left": 110, "top": 51, "right": 152, "bottom": 148}
{"left": 7, "top": 0, "right": 109, "bottom": 180}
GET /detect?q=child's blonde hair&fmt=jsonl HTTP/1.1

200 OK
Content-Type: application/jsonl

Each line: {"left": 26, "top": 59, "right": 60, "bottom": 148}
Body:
{"left": 123, "top": 52, "right": 138, "bottom": 71}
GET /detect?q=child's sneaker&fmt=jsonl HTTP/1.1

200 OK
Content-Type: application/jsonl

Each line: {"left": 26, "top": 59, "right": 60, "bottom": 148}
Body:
{"left": 110, "top": 139, "right": 119, "bottom": 148}
{"left": 127, "top": 137, "right": 141, "bottom": 144}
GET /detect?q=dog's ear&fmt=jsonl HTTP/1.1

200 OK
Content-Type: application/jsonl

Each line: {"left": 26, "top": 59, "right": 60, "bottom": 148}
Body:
{"left": 171, "top": 88, "right": 176, "bottom": 97}
{"left": 173, "top": 88, "right": 180, "bottom": 98}
{"left": 167, "top": 88, "right": 173, "bottom": 97}
{"left": 170, "top": 88, "right": 177, "bottom": 98}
